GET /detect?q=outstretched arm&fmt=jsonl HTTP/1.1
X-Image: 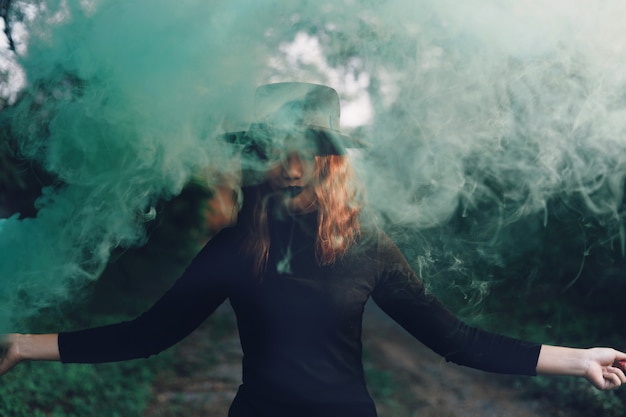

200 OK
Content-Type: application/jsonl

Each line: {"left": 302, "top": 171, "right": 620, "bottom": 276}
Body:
{"left": 0, "top": 334, "right": 60, "bottom": 376}
{"left": 537, "top": 345, "right": 626, "bottom": 390}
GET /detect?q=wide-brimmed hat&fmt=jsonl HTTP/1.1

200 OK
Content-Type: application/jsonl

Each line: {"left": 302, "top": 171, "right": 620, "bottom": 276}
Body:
{"left": 222, "top": 82, "right": 362, "bottom": 159}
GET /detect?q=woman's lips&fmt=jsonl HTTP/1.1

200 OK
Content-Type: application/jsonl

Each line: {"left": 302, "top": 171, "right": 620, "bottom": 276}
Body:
{"left": 283, "top": 186, "right": 303, "bottom": 197}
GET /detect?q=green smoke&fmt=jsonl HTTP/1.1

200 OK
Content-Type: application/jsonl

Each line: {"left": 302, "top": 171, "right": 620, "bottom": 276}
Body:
{"left": 2, "top": 0, "right": 626, "bottom": 330}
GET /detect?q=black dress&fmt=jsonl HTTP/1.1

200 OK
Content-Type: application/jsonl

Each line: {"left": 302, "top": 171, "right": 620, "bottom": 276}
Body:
{"left": 58, "top": 207, "right": 540, "bottom": 417}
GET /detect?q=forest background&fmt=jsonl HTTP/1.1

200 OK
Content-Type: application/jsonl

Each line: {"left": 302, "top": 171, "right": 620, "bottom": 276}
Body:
{"left": 2, "top": 1, "right": 626, "bottom": 416}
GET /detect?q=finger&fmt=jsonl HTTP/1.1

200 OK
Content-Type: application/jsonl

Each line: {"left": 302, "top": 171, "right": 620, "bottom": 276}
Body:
{"left": 0, "top": 356, "right": 10, "bottom": 376}
{"left": 603, "top": 371, "right": 622, "bottom": 389}
{"left": 607, "top": 366, "right": 626, "bottom": 384}
{"left": 614, "top": 350, "right": 626, "bottom": 362}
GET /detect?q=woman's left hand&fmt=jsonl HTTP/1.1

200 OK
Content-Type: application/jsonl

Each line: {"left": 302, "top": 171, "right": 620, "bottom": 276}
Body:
{"left": 537, "top": 345, "right": 626, "bottom": 390}
{"left": 584, "top": 348, "right": 626, "bottom": 390}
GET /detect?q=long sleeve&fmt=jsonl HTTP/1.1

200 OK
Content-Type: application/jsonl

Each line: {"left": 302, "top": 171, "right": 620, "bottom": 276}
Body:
{"left": 58, "top": 227, "right": 242, "bottom": 363}
{"left": 371, "top": 232, "right": 540, "bottom": 376}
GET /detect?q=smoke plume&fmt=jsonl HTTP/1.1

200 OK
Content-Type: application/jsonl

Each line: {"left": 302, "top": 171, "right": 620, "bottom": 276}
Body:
{"left": 1, "top": 0, "right": 626, "bottom": 329}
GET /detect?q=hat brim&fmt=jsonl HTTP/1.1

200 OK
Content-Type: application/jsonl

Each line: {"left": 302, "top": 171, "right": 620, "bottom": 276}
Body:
{"left": 220, "top": 126, "right": 365, "bottom": 157}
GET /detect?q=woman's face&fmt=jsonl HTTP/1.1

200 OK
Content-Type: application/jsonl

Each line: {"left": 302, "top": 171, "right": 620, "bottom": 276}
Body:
{"left": 266, "top": 149, "right": 317, "bottom": 214}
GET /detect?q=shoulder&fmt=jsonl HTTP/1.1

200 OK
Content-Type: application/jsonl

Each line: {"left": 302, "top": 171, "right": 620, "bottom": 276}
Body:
{"left": 356, "top": 212, "right": 398, "bottom": 255}
{"left": 339, "top": 214, "right": 403, "bottom": 271}
{"left": 193, "top": 216, "right": 249, "bottom": 264}
{"left": 356, "top": 216, "right": 419, "bottom": 281}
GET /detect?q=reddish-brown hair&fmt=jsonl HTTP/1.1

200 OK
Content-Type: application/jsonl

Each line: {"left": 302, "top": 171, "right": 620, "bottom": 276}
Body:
{"left": 244, "top": 154, "right": 363, "bottom": 276}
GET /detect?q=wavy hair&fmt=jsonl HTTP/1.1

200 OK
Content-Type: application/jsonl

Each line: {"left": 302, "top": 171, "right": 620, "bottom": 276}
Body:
{"left": 244, "top": 154, "right": 364, "bottom": 276}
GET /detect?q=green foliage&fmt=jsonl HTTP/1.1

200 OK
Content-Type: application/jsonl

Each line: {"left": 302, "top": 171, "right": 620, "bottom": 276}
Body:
{"left": 363, "top": 347, "right": 402, "bottom": 417}
{"left": 0, "top": 354, "right": 172, "bottom": 417}
{"left": 1, "top": 287, "right": 177, "bottom": 417}
{"left": 518, "top": 376, "right": 626, "bottom": 417}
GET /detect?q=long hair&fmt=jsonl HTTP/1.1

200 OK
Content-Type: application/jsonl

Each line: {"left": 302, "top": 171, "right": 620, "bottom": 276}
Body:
{"left": 244, "top": 154, "right": 364, "bottom": 276}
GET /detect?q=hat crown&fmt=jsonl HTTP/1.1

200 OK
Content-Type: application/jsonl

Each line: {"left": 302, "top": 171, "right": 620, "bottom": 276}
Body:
{"left": 219, "top": 82, "right": 363, "bottom": 160}
{"left": 253, "top": 82, "right": 341, "bottom": 132}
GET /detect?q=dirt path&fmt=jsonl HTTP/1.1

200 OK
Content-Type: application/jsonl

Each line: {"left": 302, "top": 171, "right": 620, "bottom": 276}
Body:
{"left": 143, "top": 303, "right": 584, "bottom": 417}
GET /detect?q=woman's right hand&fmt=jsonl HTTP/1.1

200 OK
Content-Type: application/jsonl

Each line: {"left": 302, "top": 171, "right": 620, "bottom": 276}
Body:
{"left": 0, "top": 334, "right": 22, "bottom": 376}
{"left": 0, "top": 333, "right": 61, "bottom": 376}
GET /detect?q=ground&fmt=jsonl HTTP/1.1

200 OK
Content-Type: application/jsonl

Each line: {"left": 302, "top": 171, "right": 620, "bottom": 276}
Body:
{"left": 142, "top": 302, "right": 586, "bottom": 417}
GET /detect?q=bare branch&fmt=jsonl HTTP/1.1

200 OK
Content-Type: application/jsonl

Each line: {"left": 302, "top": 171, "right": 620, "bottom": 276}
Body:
{"left": 0, "top": 0, "right": 15, "bottom": 52}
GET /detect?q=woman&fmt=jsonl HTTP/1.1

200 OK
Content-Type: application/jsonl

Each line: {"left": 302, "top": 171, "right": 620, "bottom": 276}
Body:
{"left": 1, "top": 82, "right": 625, "bottom": 417}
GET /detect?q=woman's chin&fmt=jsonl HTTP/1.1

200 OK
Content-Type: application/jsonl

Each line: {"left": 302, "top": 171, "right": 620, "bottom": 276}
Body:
{"left": 285, "top": 193, "right": 317, "bottom": 214}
